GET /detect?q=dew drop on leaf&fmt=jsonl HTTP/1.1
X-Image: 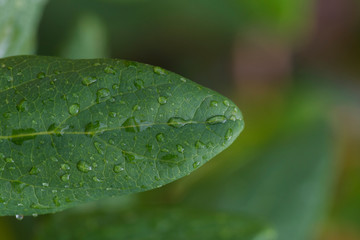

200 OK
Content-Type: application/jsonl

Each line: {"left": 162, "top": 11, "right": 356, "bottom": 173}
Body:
{"left": 68, "top": 104, "right": 80, "bottom": 115}
{"left": 193, "top": 161, "right": 201, "bottom": 169}
{"left": 134, "top": 79, "right": 144, "bottom": 89}
{"left": 153, "top": 66, "right": 167, "bottom": 75}
{"left": 77, "top": 161, "right": 92, "bottom": 173}
{"left": 195, "top": 141, "right": 205, "bottom": 149}
{"left": 158, "top": 96, "right": 167, "bottom": 105}
{"left": 104, "top": 66, "right": 116, "bottom": 74}
{"left": 82, "top": 76, "right": 97, "bottom": 86}
{"left": 206, "top": 115, "right": 227, "bottom": 125}
{"left": 223, "top": 100, "right": 230, "bottom": 107}
{"left": 15, "top": 214, "right": 23, "bottom": 221}
{"left": 5, "top": 157, "right": 14, "bottom": 163}
{"left": 168, "top": 117, "right": 189, "bottom": 128}
{"left": 176, "top": 144, "right": 184, "bottom": 153}
{"left": 96, "top": 88, "right": 111, "bottom": 102}
{"left": 113, "top": 164, "right": 124, "bottom": 173}
{"left": 94, "top": 142, "right": 104, "bottom": 155}
{"left": 156, "top": 133, "right": 165, "bottom": 142}
{"left": 210, "top": 101, "right": 218, "bottom": 107}
{"left": 225, "top": 128, "right": 233, "bottom": 141}
{"left": 16, "top": 99, "right": 28, "bottom": 112}
{"left": 61, "top": 163, "right": 70, "bottom": 171}
{"left": 60, "top": 174, "right": 70, "bottom": 182}
{"left": 37, "top": 72, "right": 45, "bottom": 79}
{"left": 29, "top": 166, "right": 40, "bottom": 175}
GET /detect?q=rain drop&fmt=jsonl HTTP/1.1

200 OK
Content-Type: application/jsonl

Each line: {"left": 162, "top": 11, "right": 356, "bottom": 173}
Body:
{"left": 225, "top": 128, "right": 233, "bottom": 141}
{"left": 223, "top": 100, "right": 230, "bottom": 107}
{"left": 94, "top": 142, "right": 104, "bottom": 155}
{"left": 176, "top": 144, "right": 184, "bottom": 153}
{"left": 96, "top": 88, "right": 111, "bottom": 102}
{"left": 15, "top": 215, "right": 24, "bottom": 221}
{"left": 61, "top": 163, "right": 70, "bottom": 170}
{"left": 134, "top": 79, "right": 144, "bottom": 89}
{"left": 158, "top": 96, "right": 167, "bottom": 105}
{"left": 29, "top": 166, "right": 40, "bottom": 175}
{"left": 156, "top": 133, "right": 165, "bottom": 142}
{"left": 60, "top": 174, "right": 70, "bottom": 182}
{"left": 168, "top": 117, "right": 189, "bottom": 128}
{"left": 82, "top": 76, "right": 97, "bottom": 86}
{"left": 16, "top": 99, "right": 28, "bottom": 112}
{"left": 113, "top": 164, "right": 124, "bottom": 173}
{"left": 68, "top": 104, "right": 80, "bottom": 115}
{"left": 104, "top": 66, "right": 116, "bottom": 74}
{"left": 153, "top": 66, "right": 167, "bottom": 75}
{"left": 37, "top": 72, "right": 45, "bottom": 79}
{"left": 195, "top": 141, "right": 205, "bottom": 149}
{"left": 206, "top": 115, "right": 227, "bottom": 125}
{"left": 210, "top": 101, "right": 218, "bottom": 107}
{"left": 77, "top": 161, "right": 92, "bottom": 173}
{"left": 193, "top": 161, "right": 201, "bottom": 169}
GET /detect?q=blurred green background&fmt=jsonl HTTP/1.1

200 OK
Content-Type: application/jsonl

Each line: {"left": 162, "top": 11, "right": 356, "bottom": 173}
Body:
{"left": 1, "top": 0, "right": 360, "bottom": 239}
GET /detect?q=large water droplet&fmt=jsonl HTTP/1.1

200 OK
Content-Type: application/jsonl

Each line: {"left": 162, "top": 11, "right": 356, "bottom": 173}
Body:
{"left": 77, "top": 161, "right": 92, "bottom": 173}
{"left": 96, "top": 88, "right": 111, "bottom": 102}
{"left": 206, "top": 115, "right": 227, "bottom": 125}
{"left": 167, "top": 117, "right": 189, "bottom": 128}
{"left": 153, "top": 66, "right": 167, "bottom": 75}
{"left": 158, "top": 96, "right": 167, "bottom": 105}
{"left": 15, "top": 215, "right": 24, "bottom": 221}
{"left": 82, "top": 76, "right": 97, "bottom": 86}
{"left": 16, "top": 99, "right": 28, "bottom": 112}
{"left": 156, "top": 133, "right": 165, "bottom": 142}
{"left": 68, "top": 104, "right": 80, "bottom": 115}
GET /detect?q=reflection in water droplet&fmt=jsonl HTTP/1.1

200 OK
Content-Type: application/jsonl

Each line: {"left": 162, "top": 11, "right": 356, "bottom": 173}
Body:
{"left": 113, "top": 164, "right": 124, "bottom": 173}
{"left": 225, "top": 128, "right": 233, "bottom": 141}
{"left": 206, "top": 115, "right": 227, "bottom": 125}
{"left": 82, "top": 76, "right": 97, "bottom": 86}
{"left": 16, "top": 99, "right": 28, "bottom": 112}
{"left": 158, "top": 96, "right": 167, "bottom": 105}
{"left": 77, "top": 161, "right": 92, "bottom": 173}
{"left": 168, "top": 117, "right": 189, "bottom": 128}
{"left": 68, "top": 104, "right": 80, "bottom": 115}
{"left": 15, "top": 215, "right": 24, "bottom": 221}
{"left": 37, "top": 72, "right": 45, "bottom": 79}
{"left": 153, "top": 66, "right": 167, "bottom": 75}
{"left": 156, "top": 133, "right": 164, "bottom": 142}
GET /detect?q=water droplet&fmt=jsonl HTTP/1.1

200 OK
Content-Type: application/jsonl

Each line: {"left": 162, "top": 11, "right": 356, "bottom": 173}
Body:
{"left": 5, "top": 157, "right": 14, "bottom": 163}
{"left": 180, "top": 77, "right": 187, "bottom": 82}
{"left": 230, "top": 115, "right": 237, "bottom": 121}
{"left": 122, "top": 117, "right": 149, "bottom": 133}
{"left": 29, "top": 166, "right": 40, "bottom": 175}
{"left": 223, "top": 100, "right": 230, "bottom": 106}
{"left": 11, "top": 181, "right": 28, "bottom": 193}
{"left": 31, "top": 203, "right": 50, "bottom": 209}
{"left": 158, "top": 96, "right": 167, "bottom": 105}
{"left": 104, "top": 66, "right": 116, "bottom": 74}
{"left": 94, "top": 142, "right": 104, "bottom": 155}
{"left": 92, "top": 176, "right": 103, "bottom": 182}
{"left": 225, "top": 128, "right": 233, "bottom": 141}
{"left": 109, "top": 112, "right": 116, "bottom": 118}
{"left": 134, "top": 79, "right": 144, "bottom": 89}
{"left": 108, "top": 139, "right": 115, "bottom": 145}
{"left": 77, "top": 161, "right": 92, "bottom": 173}
{"left": 207, "top": 115, "right": 227, "bottom": 125}
{"left": 42, "top": 182, "right": 49, "bottom": 187}
{"left": 53, "top": 196, "right": 60, "bottom": 206}
{"left": 82, "top": 76, "right": 97, "bottom": 86}
{"left": 60, "top": 174, "right": 70, "bottom": 182}
{"left": 132, "top": 105, "right": 140, "bottom": 111}
{"left": 210, "top": 101, "right": 218, "bottom": 107}
{"left": 193, "top": 161, "right": 201, "bottom": 169}
{"left": 32, "top": 213, "right": 38, "bottom": 217}
{"left": 37, "top": 72, "right": 45, "bottom": 79}
{"left": 54, "top": 70, "right": 61, "bottom": 75}
{"left": 168, "top": 117, "right": 189, "bottom": 128}
{"left": 195, "top": 141, "right": 205, "bottom": 149}
{"left": 112, "top": 84, "right": 119, "bottom": 90}
{"left": 156, "top": 133, "right": 165, "bottom": 142}
{"left": 153, "top": 66, "right": 167, "bottom": 75}
{"left": 16, "top": 99, "right": 28, "bottom": 112}
{"left": 11, "top": 128, "right": 36, "bottom": 145}
{"left": 61, "top": 163, "right": 70, "bottom": 171}
{"left": 123, "top": 152, "right": 135, "bottom": 163}
{"left": 85, "top": 121, "right": 106, "bottom": 136}
{"left": 15, "top": 215, "right": 23, "bottom": 221}
{"left": 176, "top": 144, "right": 184, "bottom": 153}
{"left": 113, "top": 164, "right": 124, "bottom": 173}
{"left": 96, "top": 88, "right": 111, "bottom": 102}
{"left": 68, "top": 104, "right": 80, "bottom": 116}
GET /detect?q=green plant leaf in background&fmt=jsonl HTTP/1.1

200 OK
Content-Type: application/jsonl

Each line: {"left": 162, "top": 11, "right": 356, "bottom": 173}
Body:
{"left": 0, "top": 0, "right": 48, "bottom": 58}
{"left": 0, "top": 55, "right": 244, "bottom": 216}
{"left": 36, "top": 207, "right": 276, "bottom": 240}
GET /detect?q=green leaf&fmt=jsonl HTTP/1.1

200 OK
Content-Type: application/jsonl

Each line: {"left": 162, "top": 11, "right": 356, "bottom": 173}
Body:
{"left": 0, "top": 0, "right": 48, "bottom": 57}
{"left": 36, "top": 207, "right": 275, "bottom": 240}
{"left": 0, "top": 55, "right": 244, "bottom": 216}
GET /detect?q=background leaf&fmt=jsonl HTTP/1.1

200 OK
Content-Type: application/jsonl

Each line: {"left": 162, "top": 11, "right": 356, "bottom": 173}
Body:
{"left": 0, "top": 55, "right": 244, "bottom": 216}
{"left": 0, "top": 0, "right": 47, "bottom": 58}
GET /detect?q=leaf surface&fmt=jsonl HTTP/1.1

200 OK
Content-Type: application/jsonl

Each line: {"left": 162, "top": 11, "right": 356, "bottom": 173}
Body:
{"left": 0, "top": 55, "right": 244, "bottom": 216}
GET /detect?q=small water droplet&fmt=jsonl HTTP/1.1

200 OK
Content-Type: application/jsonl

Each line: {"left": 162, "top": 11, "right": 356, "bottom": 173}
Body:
{"left": 225, "top": 128, "right": 233, "bottom": 141}
{"left": 193, "top": 161, "right": 201, "bottom": 169}
{"left": 109, "top": 112, "right": 116, "bottom": 118}
{"left": 96, "top": 88, "right": 111, "bottom": 102}
{"left": 132, "top": 104, "right": 140, "bottom": 111}
{"left": 61, "top": 163, "right": 70, "bottom": 170}
{"left": 168, "top": 117, "right": 189, "bottom": 128}
{"left": 210, "top": 101, "right": 218, "bottom": 107}
{"left": 94, "top": 142, "right": 104, "bottom": 155}
{"left": 195, "top": 141, "right": 205, "bottom": 149}
{"left": 108, "top": 139, "right": 115, "bottom": 145}
{"left": 32, "top": 213, "right": 38, "bottom": 217}
{"left": 92, "top": 176, "right": 103, "bottom": 182}
{"left": 223, "top": 100, "right": 230, "bottom": 106}
{"left": 53, "top": 196, "right": 60, "bottom": 206}
{"left": 82, "top": 76, "right": 97, "bottom": 86}
{"left": 112, "top": 84, "right": 119, "bottom": 90}
{"left": 134, "top": 79, "right": 144, "bottom": 89}
{"left": 77, "top": 161, "right": 92, "bottom": 173}
{"left": 156, "top": 133, "right": 165, "bottom": 142}
{"left": 230, "top": 115, "right": 237, "bottom": 121}
{"left": 37, "top": 72, "right": 45, "bottom": 79}
{"left": 113, "top": 164, "right": 124, "bottom": 173}
{"left": 153, "top": 66, "right": 167, "bottom": 75}
{"left": 60, "top": 173, "right": 70, "bottom": 182}
{"left": 15, "top": 215, "right": 24, "bottom": 221}
{"left": 176, "top": 144, "right": 184, "bottom": 153}
{"left": 104, "top": 66, "right": 116, "bottom": 74}
{"left": 206, "top": 115, "right": 227, "bottom": 125}
{"left": 54, "top": 70, "right": 61, "bottom": 75}
{"left": 158, "top": 96, "right": 167, "bottom": 105}
{"left": 5, "top": 157, "right": 14, "bottom": 163}
{"left": 68, "top": 104, "right": 80, "bottom": 115}
{"left": 16, "top": 99, "right": 28, "bottom": 112}
{"left": 42, "top": 182, "right": 49, "bottom": 187}
{"left": 29, "top": 166, "right": 40, "bottom": 175}
{"left": 180, "top": 77, "right": 187, "bottom": 82}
